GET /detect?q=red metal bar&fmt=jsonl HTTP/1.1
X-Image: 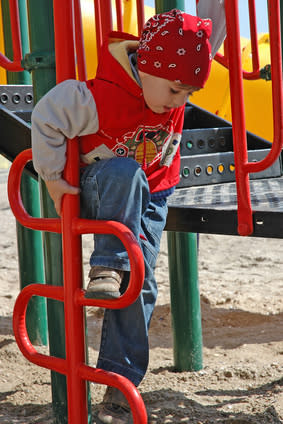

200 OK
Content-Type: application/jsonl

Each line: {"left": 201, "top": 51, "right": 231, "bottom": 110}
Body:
{"left": 74, "top": 0, "right": 87, "bottom": 80}
{"left": 224, "top": 0, "right": 283, "bottom": 236}
{"left": 115, "top": 0, "right": 123, "bottom": 32}
{"left": 225, "top": 0, "right": 253, "bottom": 236}
{"left": 214, "top": 0, "right": 261, "bottom": 79}
{"left": 7, "top": 149, "right": 61, "bottom": 233}
{"left": 245, "top": 0, "right": 283, "bottom": 173}
{"left": 13, "top": 284, "right": 66, "bottom": 372}
{"left": 53, "top": 0, "right": 76, "bottom": 83}
{"left": 0, "top": 0, "right": 23, "bottom": 71}
{"left": 74, "top": 218, "right": 145, "bottom": 310}
{"left": 248, "top": 0, "right": 260, "bottom": 72}
{"left": 79, "top": 364, "right": 147, "bottom": 423}
{"left": 94, "top": 0, "right": 103, "bottom": 52}
{"left": 100, "top": 0, "right": 113, "bottom": 40}
{"left": 62, "top": 138, "right": 89, "bottom": 423}
{"left": 136, "top": 0, "right": 145, "bottom": 35}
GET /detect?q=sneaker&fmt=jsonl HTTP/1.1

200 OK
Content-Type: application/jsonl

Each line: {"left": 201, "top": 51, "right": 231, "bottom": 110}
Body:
{"left": 97, "top": 387, "right": 132, "bottom": 424}
{"left": 85, "top": 266, "right": 124, "bottom": 299}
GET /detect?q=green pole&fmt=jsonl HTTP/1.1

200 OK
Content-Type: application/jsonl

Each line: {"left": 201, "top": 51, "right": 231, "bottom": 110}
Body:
{"left": 155, "top": 0, "right": 185, "bottom": 13}
{"left": 167, "top": 233, "right": 202, "bottom": 371}
{"left": 155, "top": 0, "right": 203, "bottom": 372}
{"left": 1, "top": 0, "right": 48, "bottom": 345}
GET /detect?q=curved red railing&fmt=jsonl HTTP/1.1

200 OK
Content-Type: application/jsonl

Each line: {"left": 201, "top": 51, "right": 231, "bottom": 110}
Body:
{"left": 214, "top": 0, "right": 261, "bottom": 80}
{"left": 224, "top": 0, "right": 283, "bottom": 235}
{"left": 0, "top": 0, "right": 24, "bottom": 71}
{"left": 9, "top": 148, "right": 147, "bottom": 423}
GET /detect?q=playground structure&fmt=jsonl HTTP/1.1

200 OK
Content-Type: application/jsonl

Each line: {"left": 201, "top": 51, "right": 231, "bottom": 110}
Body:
{"left": 0, "top": 0, "right": 283, "bottom": 423}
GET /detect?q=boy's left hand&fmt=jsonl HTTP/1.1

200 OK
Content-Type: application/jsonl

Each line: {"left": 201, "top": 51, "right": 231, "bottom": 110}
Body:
{"left": 45, "top": 178, "right": 80, "bottom": 216}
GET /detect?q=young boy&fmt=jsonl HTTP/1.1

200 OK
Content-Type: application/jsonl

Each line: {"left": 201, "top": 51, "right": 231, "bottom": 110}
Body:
{"left": 32, "top": 9, "right": 212, "bottom": 423}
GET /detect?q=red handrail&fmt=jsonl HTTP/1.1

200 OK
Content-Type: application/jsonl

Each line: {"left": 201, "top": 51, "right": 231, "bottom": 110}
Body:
{"left": 0, "top": 0, "right": 24, "bottom": 71}
{"left": 136, "top": 0, "right": 145, "bottom": 35}
{"left": 116, "top": 0, "right": 123, "bottom": 32}
{"left": 214, "top": 0, "right": 261, "bottom": 80}
{"left": 74, "top": 0, "right": 87, "bottom": 81}
{"left": 225, "top": 0, "right": 283, "bottom": 235}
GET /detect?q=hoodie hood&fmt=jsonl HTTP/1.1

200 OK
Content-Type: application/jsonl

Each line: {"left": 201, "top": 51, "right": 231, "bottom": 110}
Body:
{"left": 96, "top": 31, "right": 142, "bottom": 98}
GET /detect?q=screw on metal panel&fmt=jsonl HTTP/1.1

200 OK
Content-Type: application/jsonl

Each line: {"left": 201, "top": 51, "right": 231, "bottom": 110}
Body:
{"left": 25, "top": 93, "right": 33, "bottom": 104}
{"left": 0, "top": 93, "right": 8, "bottom": 104}
{"left": 12, "top": 93, "right": 21, "bottom": 104}
{"left": 208, "top": 138, "right": 216, "bottom": 149}
{"left": 218, "top": 136, "right": 226, "bottom": 148}
{"left": 197, "top": 139, "right": 205, "bottom": 149}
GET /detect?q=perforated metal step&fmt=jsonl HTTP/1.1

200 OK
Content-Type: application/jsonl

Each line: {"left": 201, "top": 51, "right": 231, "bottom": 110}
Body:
{"left": 167, "top": 177, "right": 283, "bottom": 238}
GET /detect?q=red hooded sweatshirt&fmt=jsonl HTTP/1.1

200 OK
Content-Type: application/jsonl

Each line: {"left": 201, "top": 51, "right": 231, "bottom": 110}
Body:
{"left": 79, "top": 32, "right": 185, "bottom": 194}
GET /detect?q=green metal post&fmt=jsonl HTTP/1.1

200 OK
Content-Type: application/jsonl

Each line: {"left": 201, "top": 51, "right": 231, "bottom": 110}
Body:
{"left": 155, "top": 0, "right": 185, "bottom": 13}
{"left": 155, "top": 0, "right": 203, "bottom": 372}
{"left": 167, "top": 232, "right": 202, "bottom": 371}
{"left": 1, "top": 0, "right": 47, "bottom": 345}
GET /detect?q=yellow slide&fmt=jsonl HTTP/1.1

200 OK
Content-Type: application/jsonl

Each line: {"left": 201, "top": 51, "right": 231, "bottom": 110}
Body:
{"left": 0, "top": 1, "right": 273, "bottom": 141}
{"left": 190, "top": 35, "right": 273, "bottom": 142}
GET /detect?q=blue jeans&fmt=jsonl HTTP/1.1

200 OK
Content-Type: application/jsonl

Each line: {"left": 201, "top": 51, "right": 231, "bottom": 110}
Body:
{"left": 80, "top": 158, "right": 168, "bottom": 385}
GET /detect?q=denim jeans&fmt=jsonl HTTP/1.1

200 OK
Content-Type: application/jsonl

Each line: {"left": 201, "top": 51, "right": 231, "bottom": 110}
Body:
{"left": 80, "top": 157, "right": 168, "bottom": 385}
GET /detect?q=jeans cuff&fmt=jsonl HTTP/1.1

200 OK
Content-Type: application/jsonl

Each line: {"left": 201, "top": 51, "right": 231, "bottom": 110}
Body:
{"left": 97, "top": 357, "right": 144, "bottom": 387}
{"left": 89, "top": 257, "right": 130, "bottom": 272}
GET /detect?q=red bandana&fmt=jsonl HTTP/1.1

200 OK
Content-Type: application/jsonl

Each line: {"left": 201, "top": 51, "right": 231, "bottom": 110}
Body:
{"left": 137, "top": 9, "right": 212, "bottom": 88}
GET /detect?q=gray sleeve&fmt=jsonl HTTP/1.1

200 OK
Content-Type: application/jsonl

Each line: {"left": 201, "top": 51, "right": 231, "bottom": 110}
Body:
{"left": 31, "top": 79, "right": 99, "bottom": 181}
{"left": 197, "top": 0, "right": 227, "bottom": 58}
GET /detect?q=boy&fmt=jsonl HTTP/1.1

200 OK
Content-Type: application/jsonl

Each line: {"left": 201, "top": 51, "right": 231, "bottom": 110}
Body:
{"left": 32, "top": 9, "right": 212, "bottom": 423}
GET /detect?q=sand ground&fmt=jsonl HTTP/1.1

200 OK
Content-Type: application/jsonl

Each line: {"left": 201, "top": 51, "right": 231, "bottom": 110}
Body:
{"left": 1, "top": 162, "right": 283, "bottom": 423}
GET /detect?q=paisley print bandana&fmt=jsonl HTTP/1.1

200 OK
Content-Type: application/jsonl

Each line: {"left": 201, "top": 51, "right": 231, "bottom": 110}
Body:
{"left": 137, "top": 9, "right": 212, "bottom": 88}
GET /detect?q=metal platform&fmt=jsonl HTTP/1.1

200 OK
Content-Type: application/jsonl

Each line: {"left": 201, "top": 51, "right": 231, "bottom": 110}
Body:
{"left": 167, "top": 177, "right": 283, "bottom": 238}
{"left": 165, "top": 104, "right": 283, "bottom": 239}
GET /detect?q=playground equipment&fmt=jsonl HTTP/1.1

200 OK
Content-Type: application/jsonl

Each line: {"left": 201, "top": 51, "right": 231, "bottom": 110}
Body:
{"left": 192, "top": 34, "right": 274, "bottom": 142}
{"left": 0, "top": 0, "right": 282, "bottom": 423}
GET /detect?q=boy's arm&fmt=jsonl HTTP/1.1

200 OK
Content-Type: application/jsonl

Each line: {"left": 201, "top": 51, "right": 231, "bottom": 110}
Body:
{"left": 31, "top": 79, "right": 99, "bottom": 215}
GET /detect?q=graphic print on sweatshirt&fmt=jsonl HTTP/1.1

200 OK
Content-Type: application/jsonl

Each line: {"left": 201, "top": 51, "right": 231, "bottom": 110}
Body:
{"left": 80, "top": 121, "right": 181, "bottom": 168}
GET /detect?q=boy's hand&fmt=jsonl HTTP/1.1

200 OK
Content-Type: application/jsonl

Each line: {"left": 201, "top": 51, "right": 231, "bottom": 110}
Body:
{"left": 45, "top": 178, "right": 80, "bottom": 216}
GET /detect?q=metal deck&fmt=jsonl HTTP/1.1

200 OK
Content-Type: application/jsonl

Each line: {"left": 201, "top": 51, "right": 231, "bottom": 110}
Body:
{"left": 167, "top": 177, "right": 283, "bottom": 238}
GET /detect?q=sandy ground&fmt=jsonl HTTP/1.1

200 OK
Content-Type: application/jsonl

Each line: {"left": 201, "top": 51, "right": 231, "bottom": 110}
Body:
{"left": 1, "top": 162, "right": 283, "bottom": 423}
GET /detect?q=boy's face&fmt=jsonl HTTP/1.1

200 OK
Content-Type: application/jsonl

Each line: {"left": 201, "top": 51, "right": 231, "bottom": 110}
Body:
{"left": 139, "top": 71, "right": 200, "bottom": 114}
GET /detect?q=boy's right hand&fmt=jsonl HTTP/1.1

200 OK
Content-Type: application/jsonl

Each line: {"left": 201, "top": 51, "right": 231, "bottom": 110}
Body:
{"left": 45, "top": 178, "right": 80, "bottom": 216}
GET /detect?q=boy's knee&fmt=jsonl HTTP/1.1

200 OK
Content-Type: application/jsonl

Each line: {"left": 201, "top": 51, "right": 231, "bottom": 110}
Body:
{"left": 108, "top": 157, "right": 146, "bottom": 183}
